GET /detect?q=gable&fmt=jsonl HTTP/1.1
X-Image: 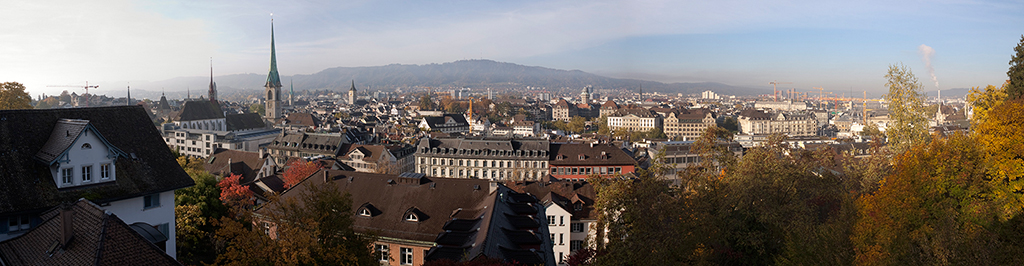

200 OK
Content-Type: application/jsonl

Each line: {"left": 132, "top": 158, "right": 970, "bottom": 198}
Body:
{"left": 34, "top": 119, "right": 126, "bottom": 166}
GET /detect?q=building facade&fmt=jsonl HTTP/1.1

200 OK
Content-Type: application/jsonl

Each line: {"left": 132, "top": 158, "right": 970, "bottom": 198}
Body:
{"left": 606, "top": 108, "right": 663, "bottom": 133}
{"left": 548, "top": 143, "right": 637, "bottom": 181}
{"left": 737, "top": 109, "right": 818, "bottom": 137}
{"left": 415, "top": 137, "right": 549, "bottom": 181}
{"left": 663, "top": 109, "right": 716, "bottom": 140}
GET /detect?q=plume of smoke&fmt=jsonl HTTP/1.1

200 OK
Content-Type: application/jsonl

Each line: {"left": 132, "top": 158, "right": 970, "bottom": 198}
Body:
{"left": 918, "top": 44, "right": 939, "bottom": 88}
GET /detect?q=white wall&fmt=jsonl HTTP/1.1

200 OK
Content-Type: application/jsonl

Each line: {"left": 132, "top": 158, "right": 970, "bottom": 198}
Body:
{"left": 51, "top": 128, "right": 117, "bottom": 188}
{"left": 546, "top": 203, "right": 572, "bottom": 265}
{"left": 103, "top": 191, "right": 177, "bottom": 259}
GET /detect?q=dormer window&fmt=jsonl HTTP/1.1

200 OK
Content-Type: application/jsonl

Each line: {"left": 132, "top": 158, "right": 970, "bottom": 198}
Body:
{"left": 405, "top": 213, "right": 418, "bottom": 222}
{"left": 578, "top": 154, "right": 585, "bottom": 160}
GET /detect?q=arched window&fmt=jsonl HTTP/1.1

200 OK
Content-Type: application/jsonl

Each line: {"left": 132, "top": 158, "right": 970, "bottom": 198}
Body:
{"left": 359, "top": 208, "right": 371, "bottom": 217}
{"left": 267, "top": 90, "right": 273, "bottom": 100}
{"left": 405, "top": 213, "right": 418, "bottom": 222}
{"left": 81, "top": 143, "right": 92, "bottom": 149}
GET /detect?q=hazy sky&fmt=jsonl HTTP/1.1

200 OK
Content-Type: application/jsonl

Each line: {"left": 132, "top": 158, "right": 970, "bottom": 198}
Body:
{"left": 2, "top": 0, "right": 1022, "bottom": 97}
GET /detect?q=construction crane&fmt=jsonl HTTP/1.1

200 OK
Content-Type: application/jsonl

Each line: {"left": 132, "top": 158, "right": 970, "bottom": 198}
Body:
{"left": 769, "top": 80, "right": 793, "bottom": 101}
{"left": 47, "top": 81, "right": 99, "bottom": 107}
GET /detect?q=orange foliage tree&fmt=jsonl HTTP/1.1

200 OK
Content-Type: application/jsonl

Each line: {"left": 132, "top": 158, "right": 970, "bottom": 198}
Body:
{"left": 218, "top": 173, "right": 253, "bottom": 210}
{"left": 852, "top": 134, "right": 1006, "bottom": 265}
{"left": 975, "top": 98, "right": 1024, "bottom": 218}
{"left": 282, "top": 159, "right": 323, "bottom": 189}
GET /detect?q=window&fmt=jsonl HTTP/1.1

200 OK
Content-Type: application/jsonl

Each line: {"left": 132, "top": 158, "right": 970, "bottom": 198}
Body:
{"left": 61, "top": 168, "right": 73, "bottom": 184}
{"left": 8, "top": 216, "right": 30, "bottom": 232}
{"left": 559, "top": 233, "right": 564, "bottom": 245}
{"left": 571, "top": 240, "right": 584, "bottom": 251}
{"left": 144, "top": 194, "right": 161, "bottom": 209}
{"left": 547, "top": 215, "right": 556, "bottom": 225}
{"left": 376, "top": 244, "right": 389, "bottom": 262}
{"left": 571, "top": 222, "right": 584, "bottom": 232}
{"left": 81, "top": 143, "right": 91, "bottom": 149}
{"left": 550, "top": 233, "right": 555, "bottom": 244}
{"left": 359, "top": 208, "right": 371, "bottom": 217}
{"left": 405, "top": 213, "right": 418, "bottom": 222}
{"left": 82, "top": 165, "right": 92, "bottom": 182}
{"left": 560, "top": 216, "right": 564, "bottom": 225}
{"left": 400, "top": 247, "right": 413, "bottom": 265}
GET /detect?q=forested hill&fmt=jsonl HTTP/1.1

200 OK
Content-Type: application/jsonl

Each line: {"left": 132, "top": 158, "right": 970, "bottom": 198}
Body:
{"left": 120, "top": 60, "right": 762, "bottom": 99}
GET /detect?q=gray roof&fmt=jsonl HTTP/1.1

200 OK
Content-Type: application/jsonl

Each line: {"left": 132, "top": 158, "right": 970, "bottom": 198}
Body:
{"left": 225, "top": 113, "right": 265, "bottom": 131}
{"left": 0, "top": 106, "right": 195, "bottom": 215}
{"left": 174, "top": 101, "right": 224, "bottom": 121}
{"left": 34, "top": 119, "right": 89, "bottom": 164}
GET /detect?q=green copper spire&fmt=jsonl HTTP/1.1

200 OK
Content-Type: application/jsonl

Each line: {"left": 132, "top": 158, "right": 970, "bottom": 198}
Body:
{"left": 265, "top": 17, "right": 282, "bottom": 88}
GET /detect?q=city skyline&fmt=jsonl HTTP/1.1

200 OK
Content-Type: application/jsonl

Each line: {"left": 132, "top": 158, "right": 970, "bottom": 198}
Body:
{"left": 2, "top": 0, "right": 1022, "bottom": 96}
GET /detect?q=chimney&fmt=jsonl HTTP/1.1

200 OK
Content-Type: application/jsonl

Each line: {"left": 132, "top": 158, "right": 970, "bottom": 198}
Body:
{"left": 61, "top": 205, "right": 75, "bottom": 247}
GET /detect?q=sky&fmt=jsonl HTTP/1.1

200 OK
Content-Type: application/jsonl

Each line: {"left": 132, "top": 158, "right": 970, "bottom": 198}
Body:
{"left": 2, "top": 0, "right": 1023, "bottom": 97}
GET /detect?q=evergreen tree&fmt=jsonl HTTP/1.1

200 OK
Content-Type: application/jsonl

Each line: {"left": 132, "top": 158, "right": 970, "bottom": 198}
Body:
{"left": 1007, "top": 35, "right": 1024, "bottom": 99}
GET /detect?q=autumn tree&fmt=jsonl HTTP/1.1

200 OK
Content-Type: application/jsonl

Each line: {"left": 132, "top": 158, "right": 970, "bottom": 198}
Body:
{"left": 883, "top": 63, "right": 929, "bottom": 154}
{"left": 420, "top": 95, "right": 436, "bottom": 110}
{"left": 1007, "top": 34, "right": 1024, "bottom": 99}
{"left": 852, "top": 134, "right": 1014, "bottom": 265}
{"left": 0, "top": 82, "right": 32, "bottom": 110}
{"left": 975, "top": 98, "right": 1024, "bottom": 219}
{"left": 176, "top": 170, "right": 228, "bottom": 265}
{"left": 567, "top": 116, "right": 587, "bottom": 133}
{"left": 218, "top": 173, "right": 254, "bottom": 212}
{"left": 282, "top": 159, "right": 323, "bottom": 189}
{"left": 214, "top": 180, "right": 378, "bottom": 265}
{"left": 967, "top": 82, "right": 1008, "bottom": 127}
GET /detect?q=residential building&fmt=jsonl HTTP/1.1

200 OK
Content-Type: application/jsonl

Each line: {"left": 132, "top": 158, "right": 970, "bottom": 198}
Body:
{"left": 415, "top": 137, "right": 549, "bottom": 181}
{"left": 336, "top": 144, "right": 416, "bottom": 174}
{"left": 737, "top": 109, "right": 818, "bottom": 137}
{"left": 606, "top": 108, "right": 663, "bottom": 133}
{"left": 512, "top": 120, "right": 541, "bottom": 137}
{"left": 266, "top": 131, "right": 346, "bottom": 165}
{"left": 599, "top": 100, "right": 619, "bottom": 117}
{"left": 272, "top": 170, "right": 554, "bottom": 266}
{"left": 0, "top": 199, "right": 181, "bottom": 266}
{"left": 552, "top": 99, "right": 577, "bottom": 122}
{"left": 548, "top": 143, "right": 637, "bottom": 181}
{"left": 512, "top": 181, "right": 598, "bottom": 265}
{"left": 754, "top": 100, "right": 809, "bottom": 112}
{"left": 663, "top": 109, "right": 716, "bottom": 140}
{"left": 418, "top": 114, "right": 470, "bottom": 134}
{"left": 0, "top": 106, "right": 194, "bottom": 259}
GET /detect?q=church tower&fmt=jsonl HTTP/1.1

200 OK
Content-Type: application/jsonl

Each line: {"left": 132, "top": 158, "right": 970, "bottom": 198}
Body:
{"left": 348, "top": 80, "right": 357, "bottom": 105}
{"left": 209, "top": 58, "right": 217, "bottom": 103}
{"left": 264, "top": 17, "right": 282, "bottom": 120}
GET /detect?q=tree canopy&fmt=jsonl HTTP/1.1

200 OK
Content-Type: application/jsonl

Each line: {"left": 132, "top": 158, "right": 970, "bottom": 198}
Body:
{"left": 1007, "top": 35, "right": 1024, "bottom": 99}
{"left": 883, "top": 63, "right": 929, "bottom": 154}
{"left": 0, "top": 82, "right": 32, "bottom": 110}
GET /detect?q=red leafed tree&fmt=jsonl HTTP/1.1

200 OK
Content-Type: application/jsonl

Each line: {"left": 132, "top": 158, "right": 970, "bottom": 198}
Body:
{"left": 218, "top": 173, "right": 253, "bottom": 210}
{"left": 282, "top": 160, "right": 323, "bottom": 189}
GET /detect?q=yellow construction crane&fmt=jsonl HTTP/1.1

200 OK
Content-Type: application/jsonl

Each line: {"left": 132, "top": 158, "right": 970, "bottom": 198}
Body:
{"left": 47, "top": 81, "right": 99, "bottom": 107}
{"left": 769, "top": 80, "right": 793, "bottom": 101}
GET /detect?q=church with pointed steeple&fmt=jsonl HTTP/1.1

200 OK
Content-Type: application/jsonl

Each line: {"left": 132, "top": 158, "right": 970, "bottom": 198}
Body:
{"left": 264, "top": 17, "right": 283, "bottom": 120}
{"left": 209, "top": 58, "right": 217, "bottom": 103}
{"left": 348, "top": 80, "right": 357, "bottom": 105}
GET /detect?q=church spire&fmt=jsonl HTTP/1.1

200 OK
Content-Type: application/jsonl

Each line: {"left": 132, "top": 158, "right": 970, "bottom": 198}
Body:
{"left": 209, "top": 57, "right": 217, "bottom": 102}
{"left": 265, "top": 16, "right": 282, "bottom": 89}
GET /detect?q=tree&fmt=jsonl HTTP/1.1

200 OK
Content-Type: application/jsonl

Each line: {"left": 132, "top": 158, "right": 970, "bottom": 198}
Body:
{"left": 975, "top": 98, "right": 1024, "bottom": 220}
{"left": 967, "top": 83, "right": 1008, "bottom": 127}
{"left": 596, "top": 115, "right": 610, "bottom": 135}
{"left": 567, "top": 116, "right": 587, "bottom": 133}
{"left": 419, "top": 95, "right": 435, "bottom": 110}
{"left": 249, "top": 103, "right": 265, "bottom": 116}
{"left": 176, "top": 171, "right": 228, "bottom": 265}
{"left": 0, "top": 82, "right": 32, "bottom": 110}
{"left": 1007, "top": 35, "right": 1024, "bottom": 99}
{"left": 218, "top": 173, "right": 254, "bottom": 211}
{"left": 718, "top": 116, "right": 739, "bottom": 134}
{"left": 59, "top": 90, "right": 71, "bottom": 104}
{"left": 214, "top": 181, "right": 378, "bottom": 265}
{"left": 282, "top": 160, "right": 323, "bottom": 189}
{"left": 852, "top": 134, "right": 1011, "bottom": 265}
{"left": 883, "top": 63, "right": 929, "bottom": 154}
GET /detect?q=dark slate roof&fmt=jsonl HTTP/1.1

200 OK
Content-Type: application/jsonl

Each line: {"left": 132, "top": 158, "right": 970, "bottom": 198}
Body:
{"left": 268, "top": 132, "right": 345, "bottom": 155}
{"left": 174, "top": 100, "right": 224, "bottom": 121}
{"left": 281, "top": 113, "right": 320, "bottom": 128}
{"left": 549, "top": 143, "right": 637, "bottom": 166}
{"left": 33, "top": 119, "right": 89, "bottom": 164}
{"left": 275, "top": 170, "right": 493, "bottom": 243}
{"left": 0, "top": 106, "right": 195, "bottom": 214}
{"left": 0, "top": 199, "right": 180, "bottom": 266}
{"left": 738, "top": 109, "right": 771, "bottom": 120}
{"left": 205, "top": 148, "right": 265, "bottom": 183}
{"left": 421, "top": 114, "right": 470, "bottom": 128}
{"left": 225, "top": 113, "right": 265, "bottom": 131}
